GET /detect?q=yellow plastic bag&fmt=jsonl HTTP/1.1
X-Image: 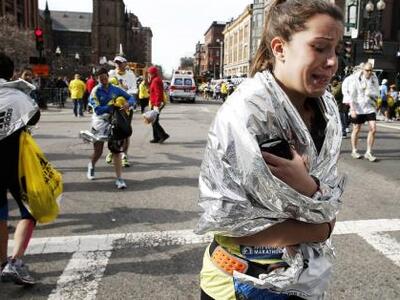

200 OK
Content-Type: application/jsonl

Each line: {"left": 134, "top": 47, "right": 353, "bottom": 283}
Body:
{"left": 162, "top": 91, "right": 169, "bottom": 105}
{"left": 387, "top": 95, "right": 395, "bottom": 107}
{"left": 376, "top": 97, "right": 382, "bottom": 109}
{"left": 18, "top": 131, "right": 62, "bottom": 224}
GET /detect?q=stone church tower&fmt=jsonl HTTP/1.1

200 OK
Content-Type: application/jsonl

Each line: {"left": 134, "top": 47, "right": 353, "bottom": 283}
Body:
{"left": 91, "top": 0, "right": 126, "bottom": 64}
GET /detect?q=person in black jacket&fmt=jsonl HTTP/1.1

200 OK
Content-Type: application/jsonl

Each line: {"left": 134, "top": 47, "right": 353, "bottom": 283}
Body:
{"left": 0, "top": 53, "right": 40, "bottom": 286}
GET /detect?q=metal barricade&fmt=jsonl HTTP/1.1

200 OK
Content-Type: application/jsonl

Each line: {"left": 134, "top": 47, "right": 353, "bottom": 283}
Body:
{"left": 38, "top": 88, "right": 67, "bottom": 109}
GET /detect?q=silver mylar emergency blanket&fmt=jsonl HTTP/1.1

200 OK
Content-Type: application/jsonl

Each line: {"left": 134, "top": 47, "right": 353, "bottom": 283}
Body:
{"left": 79, "top": 113, "right": 112, "bottom": 143}
{"left": 0, "top": 79, "right": 38, "bottom": 141}
{"left": 196, "top": 71, "right": 345, "bottom": 299}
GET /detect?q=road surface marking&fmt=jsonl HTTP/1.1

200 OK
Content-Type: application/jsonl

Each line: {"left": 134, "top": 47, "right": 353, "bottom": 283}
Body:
{"left": 200, "top": 107, "right": 211, "bottom": 113}
{"left": 7, "top": 218, "right": 396, "bottom": 300}
{"left": 332, "top": 219, "right": 400, "bottom": 235}
{"left": 377, "top": 123, "right": 400, "bottom": 131}
{"left": 48, "top": 250, "right": 111, "bottom": 300}
{"left": 358, "top": 232, "right": 400, "bottom": 267}
{"left": 8, "top": 218, "right": 400, "bottom": 255}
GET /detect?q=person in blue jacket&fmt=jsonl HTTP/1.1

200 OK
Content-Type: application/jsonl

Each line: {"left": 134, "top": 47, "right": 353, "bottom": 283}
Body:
{"left": 87, "top": 68, "right": 136, "bottom": 189}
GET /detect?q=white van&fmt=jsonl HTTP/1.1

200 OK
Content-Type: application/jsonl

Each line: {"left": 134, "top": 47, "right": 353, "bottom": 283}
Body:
{"left": 169, "top": 70, "right": 196, "bottom": 103}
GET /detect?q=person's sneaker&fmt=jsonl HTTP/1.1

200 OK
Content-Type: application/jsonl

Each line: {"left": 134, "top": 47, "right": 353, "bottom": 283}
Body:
{"left": 1, "top": 258, "right": 35, "bottom": 285}
{"left": 364, "top": 152, "right": 377, "bottom": 162}
{"left": 351, "top": 150, "right": 362, "bottom": 159}
{"left": 149, "top": 139, "right": 159, "bottom": 143}
{"left": 105, "top": 153, "right": 113, "bottom": 164}
{"left": 115, "top": 178, "right": 127, "bottom": 189}
{"left": 87, "top": 162, "right": 95, "bottom": 180}
{"left": 122, "top": 155, "right": 130, "bottom": 167}
{"left": 159, "top": 134, "right": 170, "bottom": 144}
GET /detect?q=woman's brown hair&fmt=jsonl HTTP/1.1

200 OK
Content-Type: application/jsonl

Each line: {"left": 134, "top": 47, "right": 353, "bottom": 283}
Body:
{"left": 250, "top": 0, "right": 343, "bottom": 77}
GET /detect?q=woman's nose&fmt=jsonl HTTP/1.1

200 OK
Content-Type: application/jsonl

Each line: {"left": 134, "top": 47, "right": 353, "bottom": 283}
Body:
{"left": 325, "top": 51, "right": 337, "bottom": 68}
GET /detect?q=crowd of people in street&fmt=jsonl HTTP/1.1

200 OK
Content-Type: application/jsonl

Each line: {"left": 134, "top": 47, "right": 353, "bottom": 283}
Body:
{"left": 0, "top": 50, "right": 173, "bottom": 286}
{"left": 198, "top": 79, "right": 240, "bottom": 101}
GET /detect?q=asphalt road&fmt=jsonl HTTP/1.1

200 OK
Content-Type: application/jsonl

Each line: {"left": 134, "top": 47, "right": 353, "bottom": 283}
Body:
{"left": 3, "top": 97, "right": 400, "bottom": 299}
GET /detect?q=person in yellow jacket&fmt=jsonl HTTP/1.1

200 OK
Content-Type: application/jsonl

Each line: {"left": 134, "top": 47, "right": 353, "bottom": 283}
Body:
{"left": 220, "top": 81, "right": 228, "bottom": 102}
{"left": 69, "top": 74, "right": 86, "bottom": 117}
{"left": 138, "top": 78, "right": 150, "bottom": 114}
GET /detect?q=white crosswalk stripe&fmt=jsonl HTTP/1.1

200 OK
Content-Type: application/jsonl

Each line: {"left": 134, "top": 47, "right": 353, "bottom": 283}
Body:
{"left": 8, "top": 219, "right": 399, "bottom": 256}
{"left": 5, "top": 218, "right": 400, "bottom": 299}
{"left": 376, "top": 122, "right": 400, "bottom": 131}
{"left": 358, "top": 232, "right": 400, "bottom": 267}
{"left": 48, "top": 251, "right": 112, "bottom": 300}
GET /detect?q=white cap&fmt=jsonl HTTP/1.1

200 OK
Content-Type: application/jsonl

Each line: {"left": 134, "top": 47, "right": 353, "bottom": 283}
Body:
{"left": 113, "top": 56, "right": 127, "bottom": 63}
{"left": 382, "top": 79, "right": 388, "bottom": 85}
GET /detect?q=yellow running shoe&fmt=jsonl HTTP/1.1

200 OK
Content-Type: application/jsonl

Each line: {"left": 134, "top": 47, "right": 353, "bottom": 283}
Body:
{"left": 105, "top": 153, "right": 113, "bottom": 164}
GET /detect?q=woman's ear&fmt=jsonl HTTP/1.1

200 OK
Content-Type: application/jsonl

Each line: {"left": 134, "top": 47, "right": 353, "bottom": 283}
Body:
{"left": 271, "top": 37, "right": 286, "bottom": 63}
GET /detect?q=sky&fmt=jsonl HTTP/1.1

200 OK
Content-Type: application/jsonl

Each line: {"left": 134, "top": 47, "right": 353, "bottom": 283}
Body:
{"left": 38, "top": 0, "right": 253, "bottom": 75}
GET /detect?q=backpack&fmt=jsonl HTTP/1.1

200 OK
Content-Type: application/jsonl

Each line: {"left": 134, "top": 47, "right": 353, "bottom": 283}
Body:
{"left": 109, "top": 108, "right": 133, "bottom": 140}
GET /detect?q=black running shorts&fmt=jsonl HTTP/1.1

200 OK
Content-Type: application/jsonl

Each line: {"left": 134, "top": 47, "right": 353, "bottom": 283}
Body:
{"left": 351, "top": 113, "right": 376, "bottom": 124}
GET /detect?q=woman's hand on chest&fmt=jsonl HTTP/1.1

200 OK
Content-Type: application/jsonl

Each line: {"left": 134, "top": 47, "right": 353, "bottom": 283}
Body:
{"left": 262, "top": 150, "right": 318, "bottom": 197}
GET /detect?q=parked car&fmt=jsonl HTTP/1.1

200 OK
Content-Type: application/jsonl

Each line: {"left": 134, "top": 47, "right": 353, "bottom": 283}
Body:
{"left": 169, "top": 70, "right": 196, "bottom": 103}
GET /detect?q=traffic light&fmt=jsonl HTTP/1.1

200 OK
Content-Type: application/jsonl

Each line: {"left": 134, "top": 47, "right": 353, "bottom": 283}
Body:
{"left": 34, "top": 28, "right": 44, "bottom": 51}
{"left": 344, "top": 40, "right": 352, "bottom": 59}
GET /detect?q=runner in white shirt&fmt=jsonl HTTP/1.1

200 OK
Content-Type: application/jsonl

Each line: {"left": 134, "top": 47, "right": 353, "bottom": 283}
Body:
{"left": 348, "top": 62, "right": 380, "bottom": 162}
{"left": 106, "top": 56, "right": 138, "bottom": 167}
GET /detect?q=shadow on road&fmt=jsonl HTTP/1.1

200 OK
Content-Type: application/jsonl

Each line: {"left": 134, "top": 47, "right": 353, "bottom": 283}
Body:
{"left": 63, "top": 176, "right": 199, "bottom": 193}
{"left": 39, "top": 207, "right": 199, "bottom": 233}
{"left": 105, "top": 246, "right": 204, "bottom": 276}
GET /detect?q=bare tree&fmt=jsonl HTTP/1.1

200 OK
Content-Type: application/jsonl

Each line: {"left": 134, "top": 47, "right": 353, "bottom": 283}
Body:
{"left": 179, "top": 57, "right": 194, "bottom": 70}
{"left": 0, "top": 15, "right": 35, "bottom": 70}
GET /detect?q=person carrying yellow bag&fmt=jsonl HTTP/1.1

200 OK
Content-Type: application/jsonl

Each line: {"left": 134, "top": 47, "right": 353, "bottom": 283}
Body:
{"left": 18, "top": 130, "right": 63, "bottom": 224}
{"left": 0, "top": 53, "right": 42, "bottom": 285}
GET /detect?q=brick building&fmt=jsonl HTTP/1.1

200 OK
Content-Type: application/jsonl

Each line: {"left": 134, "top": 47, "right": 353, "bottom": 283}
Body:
{"left": 201, "top": 21, "right": 226, "bottom": 79}
{"left": 194, "top": 42, "right": 207, "bottom": 78}
{"left": 131, "top": 24, "right": 152, "bottom": 65}
{"left": 0, "top": 0, "right": 38, "bottom": 28}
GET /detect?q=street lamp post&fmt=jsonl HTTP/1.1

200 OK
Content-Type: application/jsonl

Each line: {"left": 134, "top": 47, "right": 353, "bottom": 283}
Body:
{"left": 216, "top": 39, "right": 224, "bottom": 79}
{"left": 54, "top": 46, "right": 64, "bottom": 76}
{"left": 99, "top": 56, "right": 107, "bottom": 65}
{"left": 219, "top": 40, "right": 224, "bottom": 79}
{"left": 362, "top": 0, "right": 386, "bottom": 53}
{"left": 74, "top": 53, "right": 80, "bottom": 73}
{"left": 195, "top": 42, "right": 203, "bottom": 78}
{"left": 213, "top": 63, "right": 217, "bottom": 79}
